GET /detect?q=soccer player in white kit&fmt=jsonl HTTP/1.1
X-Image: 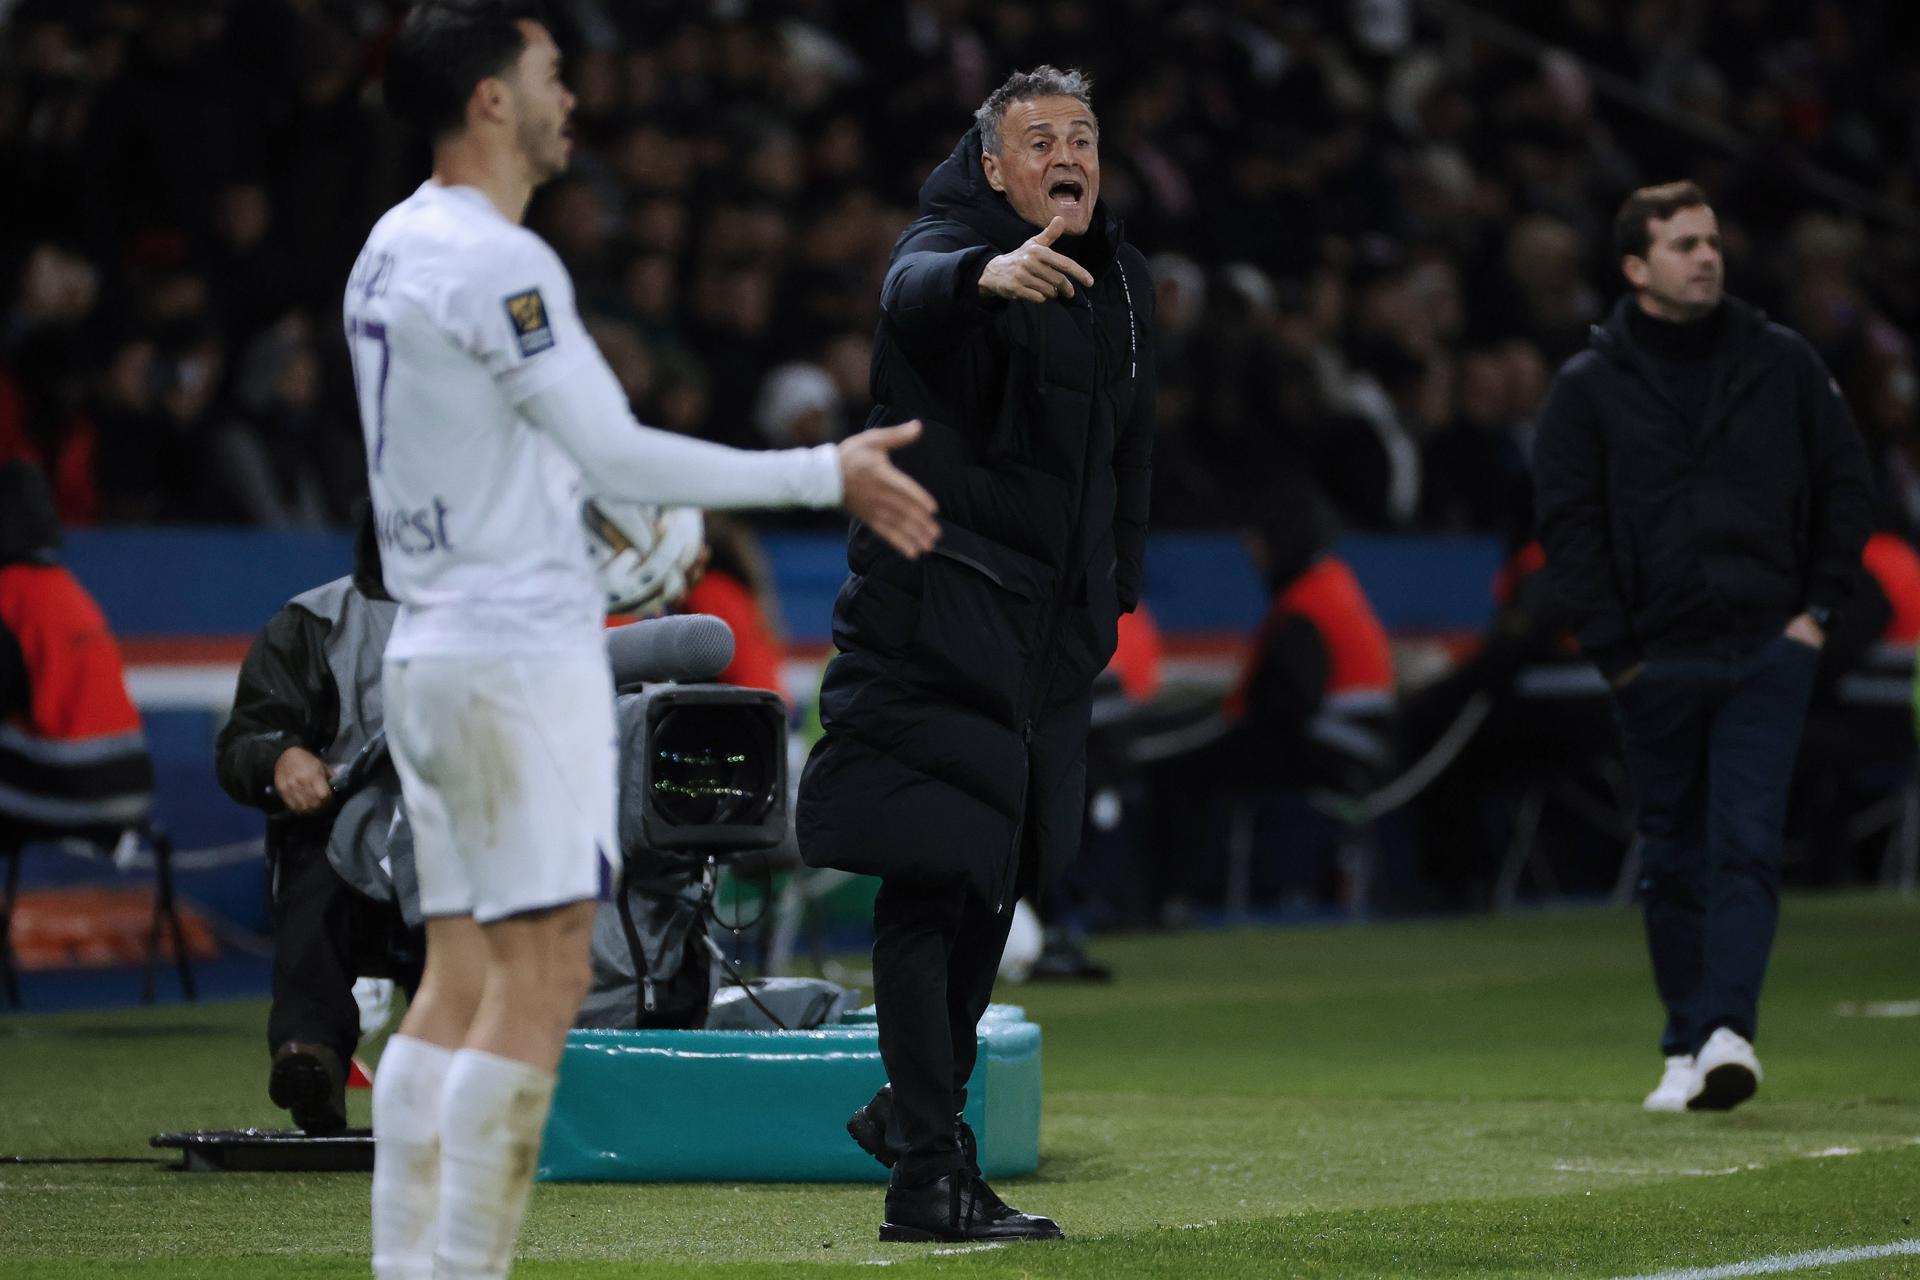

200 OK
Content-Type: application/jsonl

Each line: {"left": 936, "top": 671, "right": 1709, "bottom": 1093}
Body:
{"left": 352, "top": 5, "right": 940, "bottom": 1276}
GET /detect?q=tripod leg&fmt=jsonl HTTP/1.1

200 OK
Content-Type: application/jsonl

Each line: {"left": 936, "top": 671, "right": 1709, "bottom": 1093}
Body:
{"left": 154, "top": 832, "right": 195, "bottom": 1001}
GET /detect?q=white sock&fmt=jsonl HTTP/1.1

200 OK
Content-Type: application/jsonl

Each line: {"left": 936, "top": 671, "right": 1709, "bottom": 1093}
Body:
{"left": 371, "top": 1035, "right": 456, "bottom": 1280}
{"left": 432, "top": 1049, "right": 557, "bottom": 1279}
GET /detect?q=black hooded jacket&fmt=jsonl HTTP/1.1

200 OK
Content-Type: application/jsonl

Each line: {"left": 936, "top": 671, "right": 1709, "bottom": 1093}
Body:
{"left": 796, "top": 125, "right": 1155, "bottom": 905}
{"left": 1534, "top": 295, "right": 1873, "bottom": 679}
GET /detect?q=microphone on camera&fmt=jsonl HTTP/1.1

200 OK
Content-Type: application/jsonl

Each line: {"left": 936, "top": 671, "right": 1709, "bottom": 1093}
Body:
{"left": 605, "top": 614, "right": 735, "bottom": 687}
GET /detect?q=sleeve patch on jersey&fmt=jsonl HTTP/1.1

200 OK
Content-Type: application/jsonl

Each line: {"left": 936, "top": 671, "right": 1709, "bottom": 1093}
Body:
{"left": 504, "top": 288, "right": 556, "bottom": 357}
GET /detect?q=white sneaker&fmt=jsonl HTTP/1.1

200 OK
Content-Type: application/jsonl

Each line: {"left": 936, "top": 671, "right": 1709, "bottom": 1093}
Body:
{"left": 352, "top": 976, "right": 398, "bottom": 1041}
{"left": 1687, "top": 1028, "right": 1762, "bottom": 1111}
{"left": 1643, "top": 1055, "right": 1696, "bottom": 1111}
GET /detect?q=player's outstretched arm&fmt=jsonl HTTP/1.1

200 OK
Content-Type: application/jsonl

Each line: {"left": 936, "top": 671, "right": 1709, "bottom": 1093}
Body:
{"left": 518, "top": 356, "right": 938, "bottom": 559}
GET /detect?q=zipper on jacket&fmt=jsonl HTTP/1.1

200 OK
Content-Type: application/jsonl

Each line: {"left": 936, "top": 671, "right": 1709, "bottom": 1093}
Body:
{"left": 1001, "top": 277, "right": 1111, "bottom": 912}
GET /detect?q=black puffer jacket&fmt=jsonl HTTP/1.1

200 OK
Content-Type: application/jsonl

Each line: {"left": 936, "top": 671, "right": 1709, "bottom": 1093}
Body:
{"left": 797, "top": 125, "right": 1155, "bottom": 907}
{"left": 1534, "top": 295, "right": 1873, "bottom": 678}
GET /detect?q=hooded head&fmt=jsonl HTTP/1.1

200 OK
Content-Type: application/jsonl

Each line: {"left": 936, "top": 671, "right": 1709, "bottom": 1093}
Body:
{"left": 0, "top": 462, "right": 61, "bottom": 566}
{"left": 1246, "top": 481, "right": 1338, "bottom": 594}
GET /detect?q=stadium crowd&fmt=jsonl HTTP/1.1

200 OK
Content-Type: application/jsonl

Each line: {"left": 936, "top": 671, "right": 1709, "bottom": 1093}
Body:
{"left": 3, "top": 0, "right": 1919, "bottom": 539}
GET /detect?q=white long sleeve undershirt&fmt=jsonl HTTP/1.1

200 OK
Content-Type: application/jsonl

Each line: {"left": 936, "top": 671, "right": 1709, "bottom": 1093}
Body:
{"left": 518, "top": 356, "right": 844, "bottom": 510}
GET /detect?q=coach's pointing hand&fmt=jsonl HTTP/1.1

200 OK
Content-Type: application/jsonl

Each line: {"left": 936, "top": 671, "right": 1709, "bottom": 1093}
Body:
{"left": 978, "top": 216, "right": 1096, "bottom": 304}
{"left": 838, "top": 420, "right": 941, "bottom": 559}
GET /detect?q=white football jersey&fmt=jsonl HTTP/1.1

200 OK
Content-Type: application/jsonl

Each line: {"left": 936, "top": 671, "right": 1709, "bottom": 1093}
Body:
{"left": 343, "top": 181, "right": 603, "bottom": 658}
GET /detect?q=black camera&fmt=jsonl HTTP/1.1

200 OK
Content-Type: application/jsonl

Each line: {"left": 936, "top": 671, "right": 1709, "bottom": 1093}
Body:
{"left": 614, "top": 683, "right": 788, "bottom": 858}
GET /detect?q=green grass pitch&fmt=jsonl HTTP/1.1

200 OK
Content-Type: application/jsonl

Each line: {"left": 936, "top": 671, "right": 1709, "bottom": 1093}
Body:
{"left": 3, "top": 892, "right": 1917, "bottom": 1277}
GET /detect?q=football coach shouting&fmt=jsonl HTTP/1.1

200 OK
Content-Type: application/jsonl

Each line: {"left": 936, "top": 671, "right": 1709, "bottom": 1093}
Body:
{"left": 1534, "top": 181, "right": 1871, "bottom": 1115}
{"left": 797, "top": 65, "right": 1154, "bottom": 1242}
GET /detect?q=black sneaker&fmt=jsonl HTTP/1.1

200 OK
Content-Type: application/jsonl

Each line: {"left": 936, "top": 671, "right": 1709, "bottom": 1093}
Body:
{"left": 268, "top": 1041, "right": 347, "bottom": 1135}
{"left": 879, "top": 1170, "right": 1063, "bottom": 1243}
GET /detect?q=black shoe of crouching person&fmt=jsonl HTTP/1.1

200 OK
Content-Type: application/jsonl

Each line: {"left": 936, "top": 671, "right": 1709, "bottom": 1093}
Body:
{"left": 878, "top": 1169, "right": 1064, "bottom": 1243}
{"left": 268, "top": 1041, "right": 348, "bottom": 1135}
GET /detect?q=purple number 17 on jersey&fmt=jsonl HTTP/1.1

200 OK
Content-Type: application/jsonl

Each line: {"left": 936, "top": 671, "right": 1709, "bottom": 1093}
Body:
{"left": 346, "top": 314, "right": 391, "bottom": 470}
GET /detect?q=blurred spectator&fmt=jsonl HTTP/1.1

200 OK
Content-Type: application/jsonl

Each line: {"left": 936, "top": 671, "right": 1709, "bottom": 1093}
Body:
{"left": 753, "top": 362, "right": 840, "bottom": 449}
{"left": 205, "top": 316, "right": 357, "bottom": 528}
{"left": 1420, "top": 343, "right": 1531, "bottom": 533}
{"left": 678, "top": 513, "right": 786, "bottom": 700}
{"left": 1224, "top": 489, "right": 1397, "bottom": 801}
{"left": 0, "top": 461, "right": 153, "bottom": 851}
{"left": 206, "top": 181, "right": 299, "bottom": 348}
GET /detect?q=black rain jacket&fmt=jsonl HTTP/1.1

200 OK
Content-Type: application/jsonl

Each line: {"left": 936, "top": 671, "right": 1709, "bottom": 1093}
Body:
{"left": 796, "top": 125, "right": 1155, "bottom": 908}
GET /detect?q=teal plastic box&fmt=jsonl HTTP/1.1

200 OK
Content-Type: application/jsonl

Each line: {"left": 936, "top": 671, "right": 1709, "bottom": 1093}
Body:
{"left": 538, "top": 1004, "right": 1042, "bottom": 1182}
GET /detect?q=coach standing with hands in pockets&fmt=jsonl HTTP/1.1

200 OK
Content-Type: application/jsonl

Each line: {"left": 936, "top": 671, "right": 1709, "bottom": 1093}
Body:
{"left": 1534, "top": 181, "right": 1871, "bottom": 1115}
{"left": 798, "top": 66, "right": 1153, "bottom": 1242}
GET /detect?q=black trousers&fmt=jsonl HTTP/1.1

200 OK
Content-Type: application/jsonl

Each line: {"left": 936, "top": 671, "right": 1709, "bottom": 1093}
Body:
{"left": 871, "top": 831, "right": 1040, "bottom": 1186}
{"left": 1612, "top": 635, "right": 1820, "bottom": 1057}
{"left": 266, "top": 835, "right": 423, "bottom": 1066}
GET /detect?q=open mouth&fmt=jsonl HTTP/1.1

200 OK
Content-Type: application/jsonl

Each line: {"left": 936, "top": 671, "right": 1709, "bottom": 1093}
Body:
{"left": 1048, "top": 178, "right": 1085, "bottom": 208}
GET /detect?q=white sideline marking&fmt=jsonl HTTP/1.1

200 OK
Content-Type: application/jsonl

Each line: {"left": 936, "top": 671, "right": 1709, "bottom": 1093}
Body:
{"left": 1610, "top": 1239, "right": 1920, "bottom": 1280}
{"left": 1833, "top": 999, "right": 1920, "bottom": 1017}
{"left": 861, "top": 1241, "right": 1009, "bottom": 1264}
{"left": 1555, "top": 1141, "right": 1894, "bottom": 1180}
{"left": 928, "top": 1243, "right": 1007, "bottom": 1256}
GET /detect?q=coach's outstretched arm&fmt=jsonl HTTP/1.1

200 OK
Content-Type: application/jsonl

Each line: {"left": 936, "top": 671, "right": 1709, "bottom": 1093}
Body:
{"left": 518, "top": 356, "right": 940, "bottom": 560}
{"left": 880, "top": 216, "right": 1096, "bottom": 351}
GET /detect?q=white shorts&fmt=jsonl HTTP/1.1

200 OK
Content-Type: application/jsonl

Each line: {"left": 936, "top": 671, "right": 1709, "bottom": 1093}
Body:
{"left": 384, "top": 652, "right": 617, "bottom": 924}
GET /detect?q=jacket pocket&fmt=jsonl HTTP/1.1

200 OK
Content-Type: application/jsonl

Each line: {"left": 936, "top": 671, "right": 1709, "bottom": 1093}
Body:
{"left": 913, "top": 522, "right": 1055, "bottom": 721}
{"left": 832, "top": 567, "right": 916, "bottom": 656}
{"left": 1056, "top": 528, "right": 1120, "bottom": 692}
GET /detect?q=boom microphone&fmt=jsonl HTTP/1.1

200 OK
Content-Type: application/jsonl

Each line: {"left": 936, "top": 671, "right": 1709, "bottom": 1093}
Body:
{"left": 605, "top": 614, "right": 735, "bottom": 687}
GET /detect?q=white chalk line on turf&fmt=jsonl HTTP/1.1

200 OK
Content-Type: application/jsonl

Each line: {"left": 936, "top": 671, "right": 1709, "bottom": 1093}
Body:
{"left": 929, "top": 1243, "right": 1007, "bottom": 1256}
{"left": 1609, "top": 1239, "right": 1920, "bottom": 1280}
{"left": 1554, "top": 1142, "right": 1904, "bottom": 1180}
{"left": 862, "top": 1242, "right": 1007, "bottom": 1265}
{"left": 1833, "top": 999, "right": 1920, "bottom": 1017}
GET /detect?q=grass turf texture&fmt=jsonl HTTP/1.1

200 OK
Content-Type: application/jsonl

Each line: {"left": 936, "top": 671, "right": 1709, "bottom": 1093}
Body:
{"left": 2, "top": 892, "right": 1917, "bottom": 1278}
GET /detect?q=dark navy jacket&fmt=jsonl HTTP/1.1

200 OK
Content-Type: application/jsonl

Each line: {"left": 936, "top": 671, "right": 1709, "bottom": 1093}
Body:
{"left": 1534, "top": 295, "right": 1873, "bottom": 679}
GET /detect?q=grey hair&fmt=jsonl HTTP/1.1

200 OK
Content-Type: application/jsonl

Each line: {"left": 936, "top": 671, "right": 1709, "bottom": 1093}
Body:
{"left": 974, "top": 65, "right": 1097, "bottom": 157}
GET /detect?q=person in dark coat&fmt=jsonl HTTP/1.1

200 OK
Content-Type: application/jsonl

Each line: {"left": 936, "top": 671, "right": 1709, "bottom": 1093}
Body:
{"left": 1533, "top": 181, "right": 1872, "bottom": 1115}
{"left": 797, "top": 65, "right": 1153, "bottom": 1243}
{"left": 215, "top": 512, "right": 424, "bottom": 1133}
